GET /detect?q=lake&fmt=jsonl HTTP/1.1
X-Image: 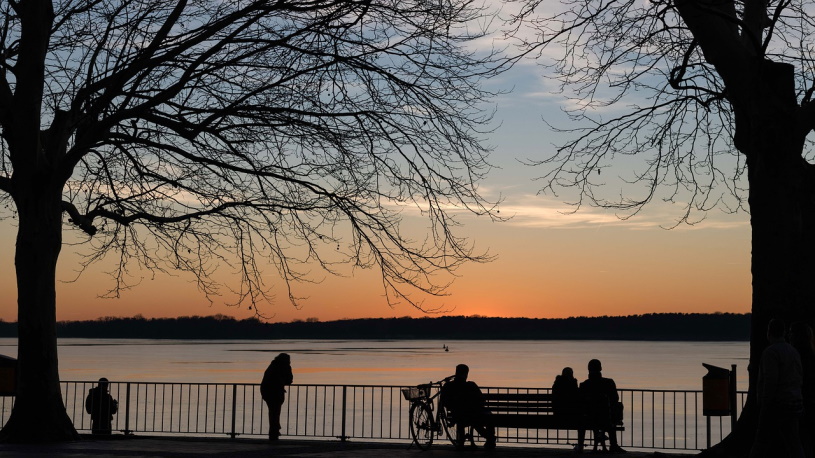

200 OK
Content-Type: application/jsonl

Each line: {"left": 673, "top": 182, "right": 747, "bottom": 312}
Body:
{"left": 0, "top": 338, "right": 749, "bottom": 390}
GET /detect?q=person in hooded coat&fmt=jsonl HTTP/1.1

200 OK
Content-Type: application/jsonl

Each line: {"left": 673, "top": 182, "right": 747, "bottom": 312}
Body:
{"left": 260, "top": 353, "right": 294, "bottom": 441}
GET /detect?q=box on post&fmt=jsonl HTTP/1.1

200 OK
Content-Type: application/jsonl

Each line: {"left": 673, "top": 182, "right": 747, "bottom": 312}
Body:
{"left": 702, "top": 363, "right": 731, "bottom": 416}
{"left": 0, "top": 354, "right": 17, "bottom": 396}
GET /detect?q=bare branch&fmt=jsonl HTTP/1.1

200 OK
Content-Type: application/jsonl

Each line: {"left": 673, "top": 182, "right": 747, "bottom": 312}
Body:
{"left": 3, "top": 0, "right": 508, "bottom": 315}
{"left": 504, "top": 0, "right": 815, "bottom": 223}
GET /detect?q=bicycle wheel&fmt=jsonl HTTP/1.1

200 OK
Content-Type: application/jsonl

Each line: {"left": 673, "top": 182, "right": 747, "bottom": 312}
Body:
{"left": 439, "top": 407, "right": 459, "bottom": 447}
{"left": 440, "top": 408, "right": 475, "bottom": 448}
{"left": 409, "top": 403, "right": 435, "bottom": 449}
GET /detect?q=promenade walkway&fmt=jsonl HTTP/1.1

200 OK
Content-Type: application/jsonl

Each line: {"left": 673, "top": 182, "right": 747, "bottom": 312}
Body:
{"left": 0, "top": 435, "right": 694, "bottom": 457}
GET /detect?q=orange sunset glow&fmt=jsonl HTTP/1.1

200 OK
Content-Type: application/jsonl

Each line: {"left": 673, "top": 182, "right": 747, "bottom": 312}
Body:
{"left": 0, "top": 201, "right": 751, "bottom": 323}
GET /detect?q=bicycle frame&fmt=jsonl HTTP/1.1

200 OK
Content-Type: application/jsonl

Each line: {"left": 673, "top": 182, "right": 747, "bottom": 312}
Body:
{"left": 402, "top": 376, "right": 473, "bottom": 450}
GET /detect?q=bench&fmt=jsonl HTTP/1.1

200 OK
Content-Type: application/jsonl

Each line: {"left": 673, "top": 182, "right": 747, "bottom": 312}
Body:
{"left": 481, "top": 392, "right": 624, "bottom": 450}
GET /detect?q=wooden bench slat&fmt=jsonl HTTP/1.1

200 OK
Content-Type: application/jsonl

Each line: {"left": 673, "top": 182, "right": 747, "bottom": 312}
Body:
{"left": 490, "top": 414, "right": 585, "bottom": 430}
{"left": 485, "top": 402, "right": 553, "bottom": 409}
{"left": 487, "top": 408, "right": 555, "bottom": 414}
{"left": 483, "top": 393, "right": 552, "bottom": 402}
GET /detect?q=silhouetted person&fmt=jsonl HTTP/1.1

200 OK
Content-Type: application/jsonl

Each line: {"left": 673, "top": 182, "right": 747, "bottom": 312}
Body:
{"left": 750, "top": 319, "right": 805, "bottom": 458}
{"left": 261, "top": 353, "right": 293, "bottom": 441}
{"left": 791, "top": 321, "right": 815, "bottom": 458}
{"left": 552, "top": 367, "right": 580, "bottom": 419}
{"left": 439, "top": 364, "right": 496, "bottom": 449}
{"left": 577, "top": 359, "right": 625, "bottom": 454}
{"left": 85, "top": 377, "right": 118, "bottom": 435}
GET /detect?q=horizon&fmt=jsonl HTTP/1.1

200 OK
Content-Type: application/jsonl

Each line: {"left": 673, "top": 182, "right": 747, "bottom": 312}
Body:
{"left": 0, "top": 310, "right": 751, "bottom": 325}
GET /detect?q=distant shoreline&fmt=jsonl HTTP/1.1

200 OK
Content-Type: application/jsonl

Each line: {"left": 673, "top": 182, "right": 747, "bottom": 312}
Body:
{"left": 0, "top": 312, "right": 751, "bottom": 341}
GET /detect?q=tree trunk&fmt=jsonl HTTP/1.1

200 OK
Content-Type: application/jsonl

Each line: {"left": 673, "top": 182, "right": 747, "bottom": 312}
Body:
{"left": 704, "top": 60, "right": 815, "bottom": 457}
{"left": 0, "top": 185, "right": 78, "bottom": 442}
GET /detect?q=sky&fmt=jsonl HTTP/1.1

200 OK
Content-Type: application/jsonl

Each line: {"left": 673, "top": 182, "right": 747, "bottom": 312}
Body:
{"left": 0, "top": 15, "right": 753, "bottom": 324}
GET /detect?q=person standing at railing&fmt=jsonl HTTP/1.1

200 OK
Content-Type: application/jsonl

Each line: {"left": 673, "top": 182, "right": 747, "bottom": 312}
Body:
{"left": 261, "top": 353, "right": 293, "bottom": 441}
{"left": 750, "top": 319, "right": 805, "bottom": 458}
{"left": 790, "top": 321, "right": 815, "bottom": 458}
{"left": 85, "top": 377, "right": 118, "bottom": 435}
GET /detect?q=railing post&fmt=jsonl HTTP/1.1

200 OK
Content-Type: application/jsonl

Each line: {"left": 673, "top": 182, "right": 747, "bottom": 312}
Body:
{"left": 729, "top": 364, "right": 738, "bottom": 428}
{"left": 706, "top": 416, "right": 711, "bottom": 449}
{"left": 124, "top": 382, "right": 132, "bottom": 435}
{"left": 340, "top": 385, "right": 348, "bottom": 442}
{"left": 230, "top": 384, "right": 238, "bottom": 439}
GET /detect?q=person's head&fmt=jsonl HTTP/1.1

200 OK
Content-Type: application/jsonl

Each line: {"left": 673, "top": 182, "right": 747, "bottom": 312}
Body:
{"left": 273, "top": 353, "right": 291, "bottom": 365}
{"left": 455, "top": 363, "right": 469, "bottom": 381}
{"left": 561, "top": 367, "right": 574, "bottom": 379}
{"left": 588, "top": 359, "right": 602, "bottom": 375}
{"left": 767, "top": 318, "right": 786, "bottom": 342}
{"left": 98, "top": 377, "right": 109, "bottom": 389}
{"left": 790, "top": 321, "right": 815, "bottom": 353}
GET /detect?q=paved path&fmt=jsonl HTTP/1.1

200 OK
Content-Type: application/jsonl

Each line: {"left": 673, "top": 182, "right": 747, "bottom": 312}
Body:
{"left": 0, "top": 435, "right": 696, "bottom": 457}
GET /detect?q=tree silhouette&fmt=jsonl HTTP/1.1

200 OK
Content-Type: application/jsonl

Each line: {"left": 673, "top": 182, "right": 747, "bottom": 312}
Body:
{"left": 0, "top": 0, "right": 506, "bottom": 441}
{"left": 507, "top": 0, "right": 815, "bottom": 453}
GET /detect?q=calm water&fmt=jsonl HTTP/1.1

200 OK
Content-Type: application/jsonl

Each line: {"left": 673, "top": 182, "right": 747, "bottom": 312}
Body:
{"left": 0, "top": 338, "right": 749, "bottom": 391}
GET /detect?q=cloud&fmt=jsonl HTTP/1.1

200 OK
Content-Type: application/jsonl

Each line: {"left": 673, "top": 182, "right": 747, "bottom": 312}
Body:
{"left": 495, "top": 193, "right": 749, "bottom": 230}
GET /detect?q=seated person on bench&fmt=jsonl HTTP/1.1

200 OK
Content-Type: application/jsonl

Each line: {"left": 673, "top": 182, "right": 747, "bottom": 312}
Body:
{"left": 577, "top": 359, "right": 626, "bottom": 454}
{"left": 440, "top": 364, "right": 496, "bottom": 449}
{"left": 552, "top": 366, "right": 581, "bottom": 419}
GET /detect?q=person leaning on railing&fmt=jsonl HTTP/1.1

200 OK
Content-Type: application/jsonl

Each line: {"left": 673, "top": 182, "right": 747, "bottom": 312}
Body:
{"left": 260, "top": 353, "right": 294, "bottom": 441}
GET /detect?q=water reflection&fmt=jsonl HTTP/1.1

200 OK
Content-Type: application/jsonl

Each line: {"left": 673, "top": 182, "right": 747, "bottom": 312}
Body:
{"left": 0, "top": 338, "right": 748, "bottom": 390}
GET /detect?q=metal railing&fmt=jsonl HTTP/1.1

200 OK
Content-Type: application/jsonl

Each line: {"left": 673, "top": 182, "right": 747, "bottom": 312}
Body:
{"left": 0, "top": 381, "right": 746, "bottom": 451}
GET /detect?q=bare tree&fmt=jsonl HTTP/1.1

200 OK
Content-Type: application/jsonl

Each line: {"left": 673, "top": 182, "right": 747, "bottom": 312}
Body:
{"left": 506, "top": 0, "right": 815, "bottom": 453}
{"left": 0, "top": 0, "right": 507, "bottom": 441}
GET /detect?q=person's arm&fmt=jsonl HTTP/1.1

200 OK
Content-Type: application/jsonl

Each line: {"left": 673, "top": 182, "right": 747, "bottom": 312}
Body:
{"left": 758, "top": 348, "right": 780, "bottom": 411}
{"left": 85, "top": 392, "right": 93, "bottom": 415}
{"left": 260, "top": 369, "right": 274, "bottom": 399}
{"left": 440, "top": 383, "right": 457, "bottom": 412}
{"left": 471, "top": 382, "right": 486, "bottom": 407}
{"left": 608, "top": 379, "right": 619, "bottom": 403}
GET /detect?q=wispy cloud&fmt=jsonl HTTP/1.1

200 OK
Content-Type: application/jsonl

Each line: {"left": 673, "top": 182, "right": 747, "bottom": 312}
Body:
{"left": 494, "top": 193, "right": 749, "bottom": 230}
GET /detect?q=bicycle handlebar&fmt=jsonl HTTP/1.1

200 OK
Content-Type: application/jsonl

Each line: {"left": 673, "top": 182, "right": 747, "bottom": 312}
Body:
{"left": 421, "top": 375, "right": 455, "bottom": 388}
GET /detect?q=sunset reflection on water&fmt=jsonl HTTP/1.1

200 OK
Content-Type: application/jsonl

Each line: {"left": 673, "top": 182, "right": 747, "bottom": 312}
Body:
{"left": 0, "top": 338, "right": 748, "bottom": 390}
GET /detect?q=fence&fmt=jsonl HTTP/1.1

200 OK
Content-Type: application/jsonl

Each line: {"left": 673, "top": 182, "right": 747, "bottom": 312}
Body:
{"left": 0, "top": 381, "right": 746, "bottom": 451}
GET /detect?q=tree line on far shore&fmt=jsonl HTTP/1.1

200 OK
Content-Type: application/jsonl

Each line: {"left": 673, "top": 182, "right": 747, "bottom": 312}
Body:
{"left": 0, "top": 313, "right": 750, "bottom": 341}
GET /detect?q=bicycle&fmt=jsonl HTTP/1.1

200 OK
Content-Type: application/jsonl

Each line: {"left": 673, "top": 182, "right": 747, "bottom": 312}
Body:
{"left": 401, "top": 376, "right": 475, "bottom": 450}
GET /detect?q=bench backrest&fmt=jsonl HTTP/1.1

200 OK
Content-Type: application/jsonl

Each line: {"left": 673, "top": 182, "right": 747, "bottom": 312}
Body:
{"left": 482, "top": 392, "right": 555, "bottom": 415}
